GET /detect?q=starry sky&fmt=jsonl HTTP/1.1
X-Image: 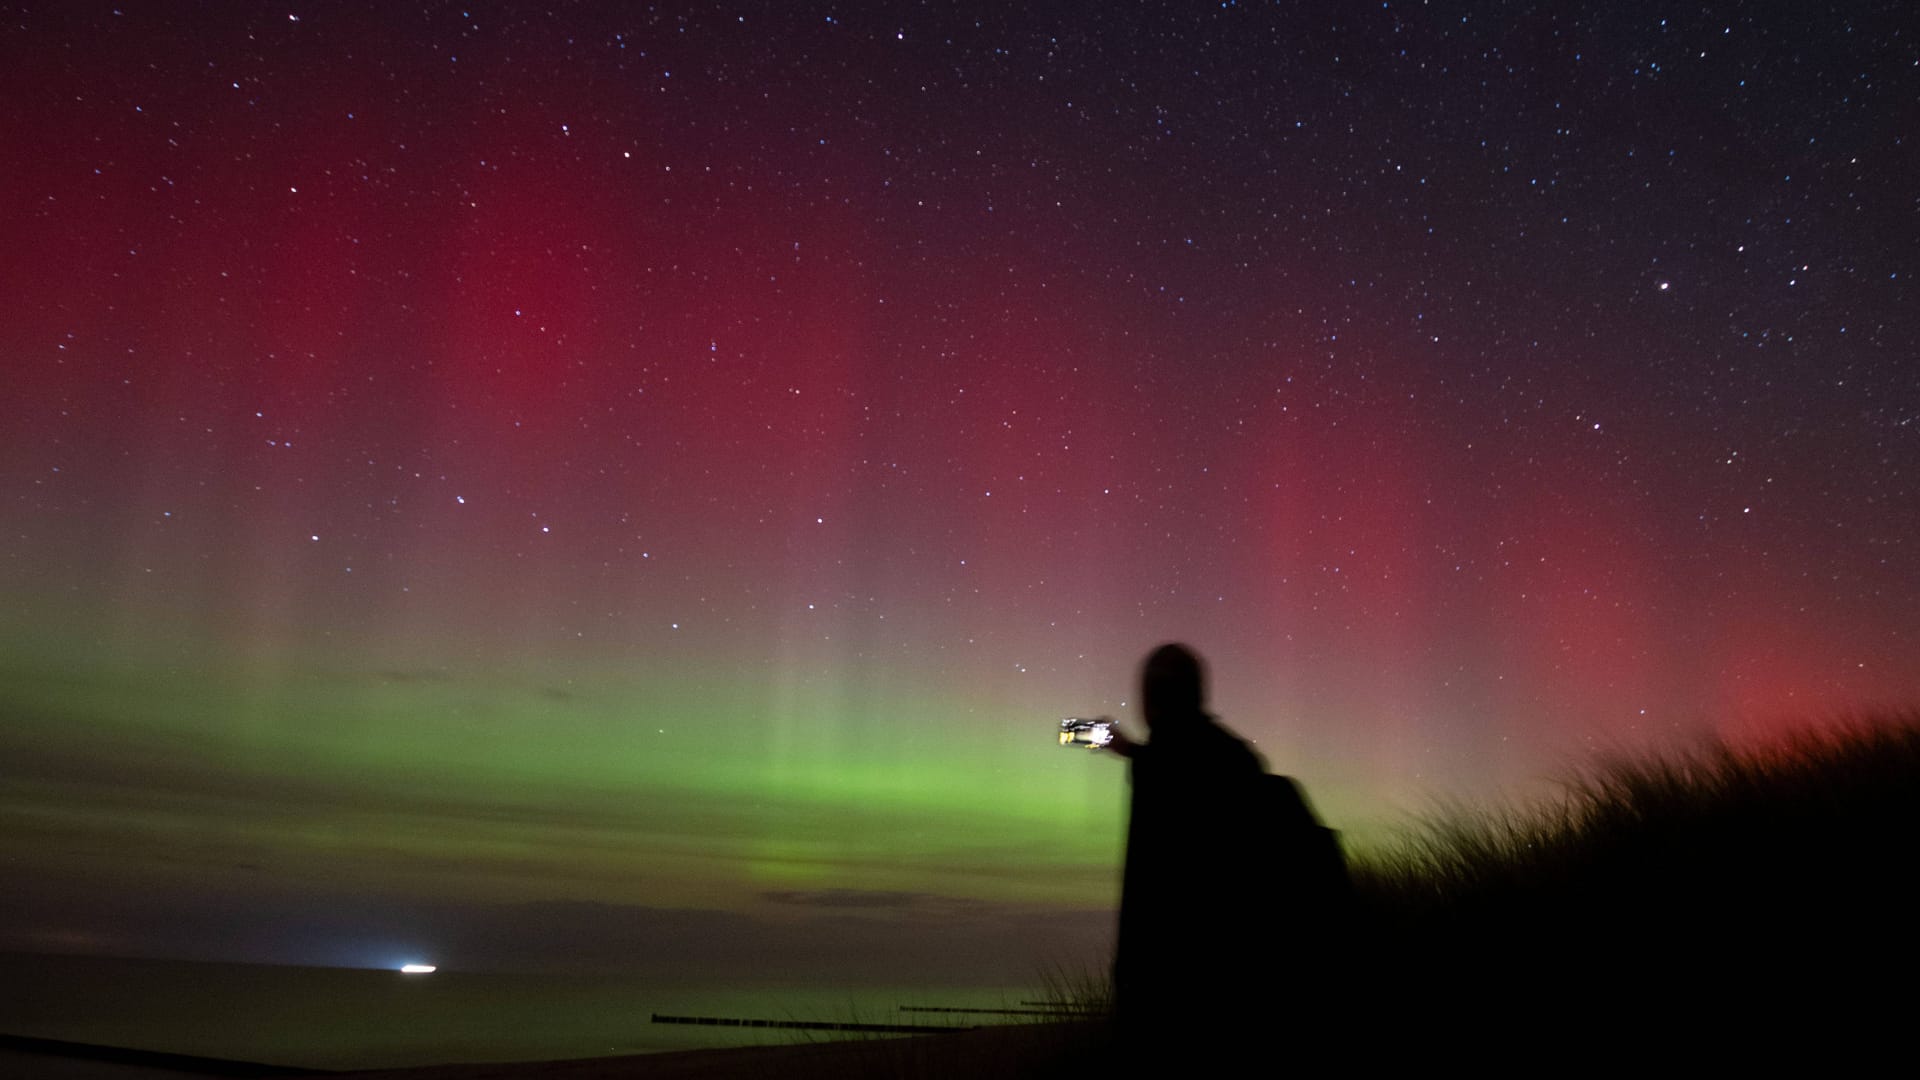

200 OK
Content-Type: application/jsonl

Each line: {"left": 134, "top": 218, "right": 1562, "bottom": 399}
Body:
{"left": 1, "top": 2, "right": 1916, "bottom": 979}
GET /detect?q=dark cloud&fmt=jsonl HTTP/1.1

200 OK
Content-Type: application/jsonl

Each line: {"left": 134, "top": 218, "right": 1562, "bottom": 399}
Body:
{"left": 759, "top": 889, "right": 994, "bottom": 918}
{"left": 761, "top": 889, "right": 929, "bottom": 909}
{"left": 371, "top": 669, "right": 455, "bottom": 684}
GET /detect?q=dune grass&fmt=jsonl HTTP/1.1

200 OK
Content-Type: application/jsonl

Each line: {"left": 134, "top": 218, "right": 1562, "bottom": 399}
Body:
{"left": 1335, "top": 713, "right": 1920, "bottom": 1033}
{"left": 1352, "top": 714, "right": 1919, "bottom": 913}
{"left": 1031, "top": 960, "right": 1112, "bottom": 1019}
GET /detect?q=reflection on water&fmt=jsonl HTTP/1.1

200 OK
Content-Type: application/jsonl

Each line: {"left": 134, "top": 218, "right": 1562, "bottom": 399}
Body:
{"left": 0, "top": 952, "right": 1033, "bottom": 1069}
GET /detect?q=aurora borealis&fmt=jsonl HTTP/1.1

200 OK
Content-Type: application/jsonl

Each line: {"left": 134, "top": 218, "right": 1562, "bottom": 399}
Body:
{"left": 2, "top": 3, "right": 1916, "bottom": 979}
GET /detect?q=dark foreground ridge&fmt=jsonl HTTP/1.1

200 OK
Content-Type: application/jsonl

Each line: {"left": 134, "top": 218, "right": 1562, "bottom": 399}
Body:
{"left": 1342, "top": 713, "right": 1920, "bottom": 1040}
{"left": 0, "top": 1032, "right": 331, "bottom": 1076}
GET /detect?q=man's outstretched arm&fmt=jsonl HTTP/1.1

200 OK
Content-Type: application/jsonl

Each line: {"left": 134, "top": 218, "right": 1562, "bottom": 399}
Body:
{"left": 1101, "top": 723, "right": 1139, "bottom": 758}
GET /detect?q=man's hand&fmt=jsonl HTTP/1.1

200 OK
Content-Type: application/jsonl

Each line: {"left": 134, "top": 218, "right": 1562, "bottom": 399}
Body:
{"left": 1101, "top": 721, "right": 1138, "bottom": 759}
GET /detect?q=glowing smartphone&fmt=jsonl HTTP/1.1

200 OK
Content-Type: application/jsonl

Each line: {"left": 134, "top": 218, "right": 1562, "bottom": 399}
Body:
{"left": 1058, "top": 717, "right": 1115, "bottom": 748}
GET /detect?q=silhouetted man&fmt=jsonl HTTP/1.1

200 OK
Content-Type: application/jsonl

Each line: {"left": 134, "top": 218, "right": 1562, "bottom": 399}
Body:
{"left": 1101, "top": 643, "right": 1346, "bottom": 1047}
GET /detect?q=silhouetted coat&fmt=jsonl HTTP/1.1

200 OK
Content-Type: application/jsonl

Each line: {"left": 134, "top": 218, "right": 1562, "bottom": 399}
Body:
{"left": 1113, "top": 718, "right": 1349, "bottom": 1036}
{"left": 1113, "top": 716, "right": 1266, "bottom": 1029}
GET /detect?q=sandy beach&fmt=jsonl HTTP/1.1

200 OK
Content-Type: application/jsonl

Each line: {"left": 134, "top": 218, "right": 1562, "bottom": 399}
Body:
{"left": 341, "top": 1022, "right": 1107, "bottom": 1079}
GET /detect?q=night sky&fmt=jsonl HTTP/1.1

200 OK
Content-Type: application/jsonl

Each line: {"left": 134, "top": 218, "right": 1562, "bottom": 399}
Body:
{"left": 2, "top": 2, "right": 1916, "bottom": 979}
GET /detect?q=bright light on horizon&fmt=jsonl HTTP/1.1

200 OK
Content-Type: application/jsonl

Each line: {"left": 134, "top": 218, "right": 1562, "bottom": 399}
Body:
{"left": 400, "top": 964, "right": 437, "bottom": 974}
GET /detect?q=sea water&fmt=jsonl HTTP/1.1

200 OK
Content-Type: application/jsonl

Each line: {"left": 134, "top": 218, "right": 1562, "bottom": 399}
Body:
{"left": 0, "top": 952, "right": 1041, "bottom": 1070}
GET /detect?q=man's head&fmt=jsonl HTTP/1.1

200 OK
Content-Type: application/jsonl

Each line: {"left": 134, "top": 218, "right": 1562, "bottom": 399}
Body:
{"left": 1140, "top": 643, "right": 1206, "bottom": 732}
